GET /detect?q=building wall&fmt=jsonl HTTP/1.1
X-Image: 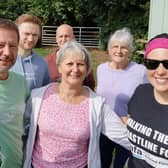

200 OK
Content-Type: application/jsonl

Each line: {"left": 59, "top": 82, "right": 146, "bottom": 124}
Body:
{"left": 148, "top": 0, "right": 168, "bottom": 39}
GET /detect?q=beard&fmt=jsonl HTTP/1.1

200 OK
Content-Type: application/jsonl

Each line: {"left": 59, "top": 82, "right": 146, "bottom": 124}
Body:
{"left": 0, "top": 55, "right": 16, "bottom": 71}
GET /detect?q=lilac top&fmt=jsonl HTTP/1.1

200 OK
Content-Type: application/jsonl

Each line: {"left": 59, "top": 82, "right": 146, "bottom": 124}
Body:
{"left": 96, "top": 61, "right": 148, "bottom": 117}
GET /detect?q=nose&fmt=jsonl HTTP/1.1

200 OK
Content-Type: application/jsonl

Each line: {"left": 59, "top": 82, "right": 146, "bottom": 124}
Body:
{"left": 156, "top": 63, "right": 167, "bottom": 75}
{"left": 62, "top": 36, "right": 68, "bottom": 43}
{"left": 72, "top": 64, "right": 78, "bottom": 72}
{"left": 27, "top": 35, "right": 33, "bottom": 41}
{"left": 116, "top": 46, "right": 121, "bottom": 52}
{"left": 3, "top": 45, "right": 11, "bottom": 56}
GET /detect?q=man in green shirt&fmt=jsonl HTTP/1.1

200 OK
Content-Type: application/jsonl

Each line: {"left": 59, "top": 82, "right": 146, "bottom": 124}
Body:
{"left": 0, "top": 18, "right": 29, "bottom": 168}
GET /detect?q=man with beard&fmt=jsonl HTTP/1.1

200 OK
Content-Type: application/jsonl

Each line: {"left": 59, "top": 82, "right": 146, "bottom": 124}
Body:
{"left": 11, "top": 14, "right": 50, "bottom": 91}
{"left": 0, "top": 18, "right": 29, "bottom": 168}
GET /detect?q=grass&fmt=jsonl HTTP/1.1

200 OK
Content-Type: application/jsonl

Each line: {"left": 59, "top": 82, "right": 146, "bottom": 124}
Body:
{"left": 33, "top": 47, "right": 53, "bottom": 58}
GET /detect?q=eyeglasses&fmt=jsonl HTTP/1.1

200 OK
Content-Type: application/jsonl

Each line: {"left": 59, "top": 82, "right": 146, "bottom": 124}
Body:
{"left": 144, "top": 59, "right": 168, "bottom": 70}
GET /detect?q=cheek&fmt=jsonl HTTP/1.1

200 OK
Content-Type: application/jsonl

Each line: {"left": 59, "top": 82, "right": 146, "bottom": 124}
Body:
{"left": 19, "top": 36, "right": 26, "bottom": 43}
{"left": 123, "top": 51, "right": 130, "bottom": 57}
{"left": 108, "top": 49, "right": 114, "bottom": 56}
{"left": 58, "top": 66, "right": 62, "bottom": 73}
{"left": 11, "top": 49, "right": 17, "bottom": 60}
{"left": 34, "top": 36, "right": 39, "bottom": 42}
{"left": 147, "top": 71, "right": 154, "bottom": 80}
{"left": 57, "top": 38, "right": 62, "bottom": 42}
{"left": 14, "top": 49, "right": 18, "bottom": 56}
{"left": 58, "top": 65, "right": 67, "bottom": 74}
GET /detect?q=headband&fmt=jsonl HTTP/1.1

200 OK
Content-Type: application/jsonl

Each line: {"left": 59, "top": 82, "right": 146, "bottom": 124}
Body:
{"left": 144, "top": 38, "right": 168, "bottom": 57}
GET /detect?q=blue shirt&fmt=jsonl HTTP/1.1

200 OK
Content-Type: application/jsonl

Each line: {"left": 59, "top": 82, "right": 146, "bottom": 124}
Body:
{"left": 11, "top": 51, "right": 50, "bottom": 91}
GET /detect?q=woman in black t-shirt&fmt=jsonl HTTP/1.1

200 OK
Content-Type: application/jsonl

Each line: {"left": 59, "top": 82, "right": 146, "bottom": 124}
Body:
{"left": 127, "top": 33, "right": 168, "bottom": 168}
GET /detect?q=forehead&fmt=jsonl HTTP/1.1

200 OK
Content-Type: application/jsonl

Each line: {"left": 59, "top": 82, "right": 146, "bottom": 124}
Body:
{"left": 111, "top": 40, "right": 129, "bottom": 47}
{"left": 61, "top": 50, "right": 84, "bottom": 61}
{"left": 19, "top": 22, "right": 40, "bottom": 34}
{"left": 56, "top": 27, "right": 73, "bottom": 37}
{"left": 147, "top": 48, "right": 168, "bottom": 59}
{"left": 0, "top": 28, "right": 18, "bottom": 43}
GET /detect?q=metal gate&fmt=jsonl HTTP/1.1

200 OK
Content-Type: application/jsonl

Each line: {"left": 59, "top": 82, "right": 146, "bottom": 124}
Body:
{"left": 42, "top": 26, "right": 101, "bottom": 48}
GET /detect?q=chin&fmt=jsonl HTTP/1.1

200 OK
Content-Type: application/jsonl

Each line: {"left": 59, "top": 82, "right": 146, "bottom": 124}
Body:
{"left": 69, "top": 81, "right": 82, "bottom": 86}
{"left": 24, "top": 45, "right": 35, "bottom": 50}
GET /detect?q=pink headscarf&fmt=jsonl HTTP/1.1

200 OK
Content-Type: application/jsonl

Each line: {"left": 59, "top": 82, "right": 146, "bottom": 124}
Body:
{"left": 144, "top": 38, "right": 168, "bottom": 57}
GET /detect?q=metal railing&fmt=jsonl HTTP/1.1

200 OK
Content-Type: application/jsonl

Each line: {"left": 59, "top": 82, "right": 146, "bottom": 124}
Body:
{"left": 41, "top": 26, "right": 101, "bottom": 48}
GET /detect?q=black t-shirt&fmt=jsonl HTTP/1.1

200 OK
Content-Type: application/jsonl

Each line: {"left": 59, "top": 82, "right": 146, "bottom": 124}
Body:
{"left": 127, "top": 84, "right": 168, "bottom": 168}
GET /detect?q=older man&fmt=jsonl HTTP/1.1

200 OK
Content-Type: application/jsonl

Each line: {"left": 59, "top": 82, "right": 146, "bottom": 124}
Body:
{"left": 0, "top": 18, "right": 29, "bottom": 168}
{"left": 45, "top": 24, "right": 95, "bottom": 90}
{"left": 11, "top": 14, "right": 50, "bottom": 91}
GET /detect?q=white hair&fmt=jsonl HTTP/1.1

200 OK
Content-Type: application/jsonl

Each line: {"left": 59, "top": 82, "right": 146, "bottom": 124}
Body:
{"left": 108, "top": 27, "right": 134, "bottom": 52}
{"left": 56, "top": 40, "right": 92, "bottom": 75}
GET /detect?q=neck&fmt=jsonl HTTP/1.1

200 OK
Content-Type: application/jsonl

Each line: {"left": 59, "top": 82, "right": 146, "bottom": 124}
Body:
{"left": 18, "top": 47, "right": 32, "bottom": 57}
{"left": 154, "top": 90, "right": 168, "bottom": 105}
{"left": 59, "top": 82, "right": 83, "bottom": 97}
{"left": 0, "top": 72, "right": 8, "bottom": 80}
{"left": 109, "top": 60, "right": 130, "bottom": 70}
{"left": 58, "top": 82, "right": 87, "bottom": 104}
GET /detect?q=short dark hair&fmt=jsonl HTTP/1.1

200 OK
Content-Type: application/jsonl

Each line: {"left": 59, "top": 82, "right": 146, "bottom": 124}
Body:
{"left": 149, "top": 33, "right": 168, "bottom": 42}
{"left": 0, "top": 18, "right": 19, "bottom": 41}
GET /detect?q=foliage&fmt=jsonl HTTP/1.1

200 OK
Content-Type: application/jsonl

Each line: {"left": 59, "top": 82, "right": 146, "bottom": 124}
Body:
{"left": 0, "top": 0, "right": 150, "bottom": 63}
{"left": 0, "top": 0, "right": 32, "bottom": 20}
{"left": 28, "top": 0, "right": 93, "bottom": 26}
{"left": 88, "top": 0, "right": 150, "bottom": 50}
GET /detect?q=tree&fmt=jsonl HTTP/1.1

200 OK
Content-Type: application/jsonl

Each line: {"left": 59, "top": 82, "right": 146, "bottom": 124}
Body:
{"left": 0, "top": 0, "right": 32, "bottom": 20}
{"left": 0, "top": 0, "right": 150, "bottom": 52}
{"left": 87, "top": 0, "right": 150, "bottom": 49}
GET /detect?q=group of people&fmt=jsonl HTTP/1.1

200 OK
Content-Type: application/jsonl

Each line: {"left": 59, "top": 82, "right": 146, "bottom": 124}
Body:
{"left": 0, "top": 13, "right": 168, "bottom": 168}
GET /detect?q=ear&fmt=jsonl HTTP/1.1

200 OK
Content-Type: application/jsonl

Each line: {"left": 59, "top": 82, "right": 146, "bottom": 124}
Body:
{"left": 58, "top": 65, "right": 62, "bottom": 74}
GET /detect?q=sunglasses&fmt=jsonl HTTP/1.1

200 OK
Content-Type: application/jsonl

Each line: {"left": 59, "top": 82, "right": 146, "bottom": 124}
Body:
{"left": 144, "top": 59, "right": 168, "bottom": 70}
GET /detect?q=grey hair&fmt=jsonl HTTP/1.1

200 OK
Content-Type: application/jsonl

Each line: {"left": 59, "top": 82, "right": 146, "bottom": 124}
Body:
{"left": 108, "top": 27, "right": 134, "bottom": 52}
{"left": 56, "top": 40, "right": 92, "bottom": 75}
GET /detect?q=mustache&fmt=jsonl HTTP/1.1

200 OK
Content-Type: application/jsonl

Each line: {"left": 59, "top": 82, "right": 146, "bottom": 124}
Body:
{"left": 0, "top": 55, "right": 16, "bottom": 64}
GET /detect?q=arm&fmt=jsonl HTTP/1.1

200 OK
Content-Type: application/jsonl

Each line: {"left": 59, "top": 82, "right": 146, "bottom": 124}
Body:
{"left": 43, "top": 65, "right": 51, "bottom": 85}
{"left": 102, "top": 103, "right": 131, "bottom": 150}
{"left": 120, "top": 116, "right": 128, "bottom": 125}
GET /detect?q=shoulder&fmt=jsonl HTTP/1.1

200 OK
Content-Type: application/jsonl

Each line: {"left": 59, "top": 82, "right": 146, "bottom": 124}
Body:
{"left": 128, "top": 62, "right": 147, "bottom": 80}
{"left": 45, "top": 48, "right": 58, "bottom": 61}
{"left": 31, "top": 84, "right": 50, "bottom": 97}
{"left": 31, "top": 83, "right": 56, "bottom": 101}
{"left": 129, "top": 61, "right": 146, "bottom": 71}
{"left": 97, "top": 62, "right": 109, "bottom": 73}
{"left": 129, "top": 83, "right": 153, "bottom": 115}
{"left": 133, "top": 83, "right": 153, "bottom": 99}
{"left": 32, "top": 52, "right": 48, "bottom": 67}
{"left": 9, "top": 71, "right": 25, "bottom": 81}
{"left": 136, "top": 83, "right": 152, "bottom": 91}
{"left": 9, "top": 71, "right": 29, "bottom": 95}
{"left": 97, "top": 62, "right": 108, "bottom": 69}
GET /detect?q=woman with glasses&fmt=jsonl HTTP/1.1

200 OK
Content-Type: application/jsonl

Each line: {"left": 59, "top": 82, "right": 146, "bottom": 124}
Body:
{"left": 127, "top": 33, "right": 168, "bottom": 168}
{"left": 96, "top": 28, "right": 148, "bottom": 168}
